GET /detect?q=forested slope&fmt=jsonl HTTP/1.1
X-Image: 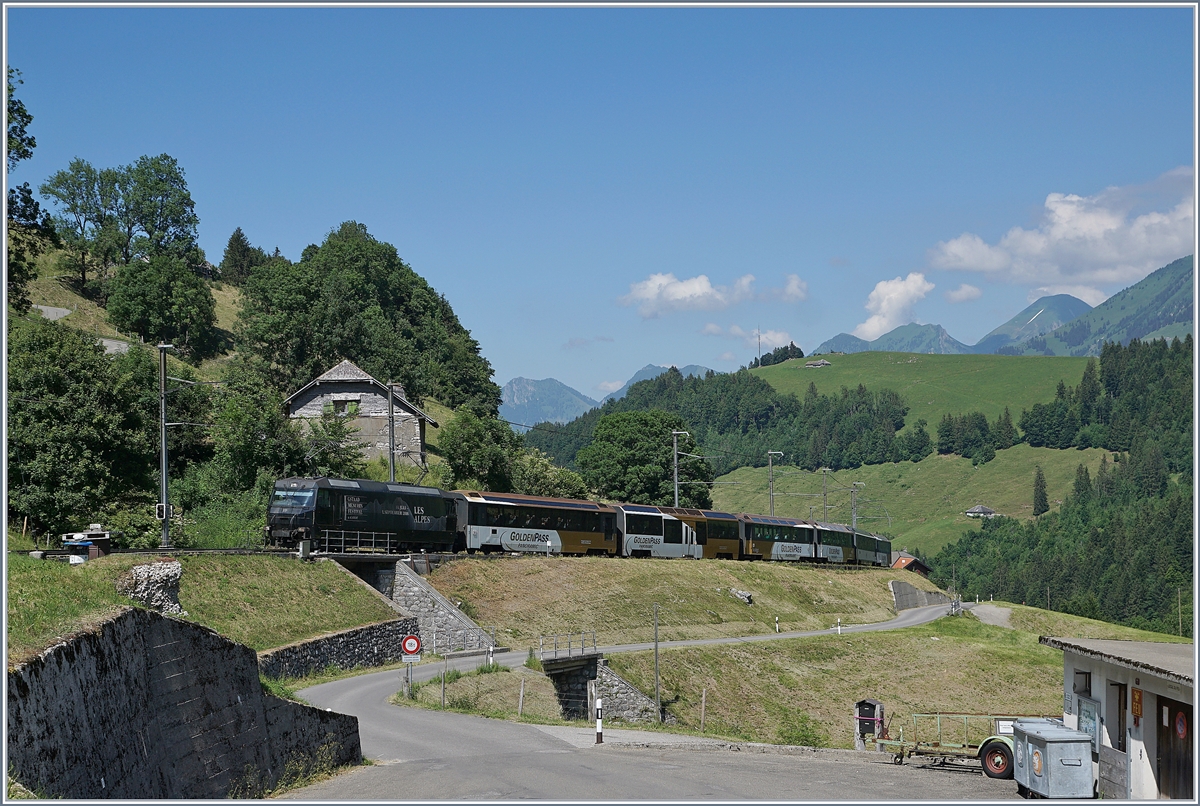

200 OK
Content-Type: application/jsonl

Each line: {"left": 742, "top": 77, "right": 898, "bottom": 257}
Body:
{"left": 930, "top": 337, "right": 1193, "bottom": 636}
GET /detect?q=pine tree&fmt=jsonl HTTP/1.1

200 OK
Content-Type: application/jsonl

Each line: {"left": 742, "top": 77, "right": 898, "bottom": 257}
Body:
{"left": 1033, "top": 465, "right": 1049, "bottom": 517}
{"left": 218, "top": 226, "right": 266, "bottom": 285}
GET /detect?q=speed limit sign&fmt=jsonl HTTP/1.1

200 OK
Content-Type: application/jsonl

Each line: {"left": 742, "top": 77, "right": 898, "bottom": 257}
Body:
{"left": 402, "top": 635, "right": 421, "bottom": 655}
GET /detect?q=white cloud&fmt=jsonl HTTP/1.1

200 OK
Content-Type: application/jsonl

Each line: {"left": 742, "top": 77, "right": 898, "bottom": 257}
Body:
{"left": 701, "top": 323, "right": 793, "bottom": 351}
{"left": 781, "top": 274, "right": 808, "bottom": 302}
{"left": 929, "top": 167, "right": 1195, "bottom": 287}
{"left": 597, "top": 380, "right": 624, "bottom": 393}
{"left": 945, "top": 283, "right": 982, "bottom": 303}
{"left": 620, "top": 272, "right": 755, "bottom": 318}
{"left": 1029, "top": 285, "right": 1109, "bottom": 307}
{"left": 852, "top": 273, "right": 935, "bottom": 341}
{"left": 718, "top": 351, "right": 738, "bottom": 362}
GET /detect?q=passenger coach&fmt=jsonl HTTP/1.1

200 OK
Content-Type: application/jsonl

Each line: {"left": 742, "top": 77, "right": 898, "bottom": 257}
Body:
{"left": 453, "top": 490, "right": 619, "bottom": 555}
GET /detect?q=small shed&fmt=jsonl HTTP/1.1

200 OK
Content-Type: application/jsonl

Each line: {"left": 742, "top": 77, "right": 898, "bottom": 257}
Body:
{"left": 1039, "top": 637, "right": 1194, "bottom": 799}
{"left": 284, "top": 360, "right": 438, "bottom": 467}
{"left": 965, "top": 504, "right": 998, "bottom": 518}
{"left": 890, "top": 550, "right": 931, "bottom": 578}
{"left": 804, "top": 359, "right": 832, "bottom": 368}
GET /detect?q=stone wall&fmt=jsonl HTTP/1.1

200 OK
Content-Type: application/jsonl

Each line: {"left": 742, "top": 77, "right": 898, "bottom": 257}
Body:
{"left": 889, "top": 579, "right": 951, "bottom": 611}
{"left": 542, "top": 655, "right": 673, "bottom": 724}
{"left": 6, "top": 607, "right": 360, "bottom": 799}
{"left": 391, "top": 560, "right": 496, "bottom": 653}
{"left": 596, "top": 660, "right": 663, "bottom": 723}
{"left": 257, "top": 617, "right": 420, "bottom": 679}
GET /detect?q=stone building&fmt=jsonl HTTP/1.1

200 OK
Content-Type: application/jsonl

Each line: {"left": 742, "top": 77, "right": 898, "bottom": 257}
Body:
{"left": 284, "top": 360, "right": 437, "bottom": 466}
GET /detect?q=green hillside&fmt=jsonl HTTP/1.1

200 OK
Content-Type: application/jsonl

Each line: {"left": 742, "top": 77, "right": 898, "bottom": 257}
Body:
{"left": 711, "top": 444, "right": 1112, "bottom": 554}
{"left": 1009, "top": 255, "right": 1193, "bottom": 356}
{"left": 753, "top": 352, "right": 1089, "bottom": 433}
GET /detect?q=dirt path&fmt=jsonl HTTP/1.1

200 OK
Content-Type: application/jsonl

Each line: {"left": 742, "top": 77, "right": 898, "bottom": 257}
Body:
{"left": 972, "top": 604, "right": 1013, "bottom": 628}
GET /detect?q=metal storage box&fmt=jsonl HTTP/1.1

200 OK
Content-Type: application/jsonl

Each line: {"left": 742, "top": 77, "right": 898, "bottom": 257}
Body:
{"left": 1012, "top": 719, "right": 1094, "bottom": 799}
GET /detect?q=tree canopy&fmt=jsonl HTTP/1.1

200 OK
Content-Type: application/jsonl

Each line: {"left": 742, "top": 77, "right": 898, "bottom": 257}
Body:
{"left": 236, "top": 221, "right": 500, "bottom": 410}
{"left": 576, "top": 410, "right": 713, "bottom": 508}
{"left": 8, "top": 319, "right": 155, "bottom": 535}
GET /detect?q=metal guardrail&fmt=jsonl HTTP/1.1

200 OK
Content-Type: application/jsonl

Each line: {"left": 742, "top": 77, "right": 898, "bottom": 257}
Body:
{"left": 539, "top": 631, "right": 599, "bottom": 660}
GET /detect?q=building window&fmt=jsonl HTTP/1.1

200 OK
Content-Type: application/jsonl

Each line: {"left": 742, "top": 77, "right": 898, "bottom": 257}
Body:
{"left": 1073, "top": 670, "right": 1092, "bottom": 697}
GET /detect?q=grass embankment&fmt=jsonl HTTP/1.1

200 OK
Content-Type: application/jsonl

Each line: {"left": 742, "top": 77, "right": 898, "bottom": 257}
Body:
{"left": 753, "top": 351, "right": 1090, "bottom": 432}
{"left": 391, "top": 662, "right": 566, "bottom": 723}
{"left": 713, "top": 444, "right": 1111, "bottom": 555}
{"left": 381, "top": 593, "right": 1187, "bottom": 748}
{"left": 426, "top": 556, "right": 945, "bottom": 649}
{"left": 6, "top": 554, "right": 397, "bottom": 667}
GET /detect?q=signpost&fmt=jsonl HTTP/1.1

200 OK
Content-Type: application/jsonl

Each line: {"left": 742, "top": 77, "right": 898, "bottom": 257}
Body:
{"left": 402, "top": 634, "right": 422, "bottom": 696}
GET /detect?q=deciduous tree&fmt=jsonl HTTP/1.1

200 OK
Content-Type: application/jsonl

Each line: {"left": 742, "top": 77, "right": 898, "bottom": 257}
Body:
{"left": 576, "top": 410, "right": 713, "bottom": 507}
{"left": 439, "top": 409, "right": 523, "bottom": 491}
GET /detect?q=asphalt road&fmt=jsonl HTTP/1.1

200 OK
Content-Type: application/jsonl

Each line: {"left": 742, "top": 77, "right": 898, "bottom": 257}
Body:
{"left": 286, "top": 603, "right": 1018, "bottom": 800}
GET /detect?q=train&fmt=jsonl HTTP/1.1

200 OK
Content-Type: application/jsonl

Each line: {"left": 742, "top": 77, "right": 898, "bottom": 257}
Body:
{"left": 266, "top": 476, "right": 893, "bottom": 567}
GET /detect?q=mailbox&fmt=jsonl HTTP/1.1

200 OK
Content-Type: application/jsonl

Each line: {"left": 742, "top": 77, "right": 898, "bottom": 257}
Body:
{"left": 1013, "top": 719, "right": 1094, "bottom": 799}
{"left": 855, "top": 699, "right": 885, "bottom": 738}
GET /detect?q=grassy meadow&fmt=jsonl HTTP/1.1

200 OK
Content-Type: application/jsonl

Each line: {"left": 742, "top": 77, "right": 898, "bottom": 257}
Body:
{"left": 753, "top": 351, "right": 1090, "bottom": 433}
{"left": 713, "top": 443, "right": 1112, "bottom": 555}
{"left": 426, "top": 556, "right": 945, "bottom": 649}
{"left": 6, "top": 553, "right": 397, "bottom": 666}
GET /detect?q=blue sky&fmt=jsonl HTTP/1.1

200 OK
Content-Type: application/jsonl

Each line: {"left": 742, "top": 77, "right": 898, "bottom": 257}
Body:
{"left": 6, "top": 6, "right": 1195, "bottom": 398}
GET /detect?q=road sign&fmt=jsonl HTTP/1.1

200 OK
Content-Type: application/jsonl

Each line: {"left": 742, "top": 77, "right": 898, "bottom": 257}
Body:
{"left": 402, "top": 635, "right": 421, "bottom": 655}
{"left": 403, "top": 654, "right": 421, "bottom": 664}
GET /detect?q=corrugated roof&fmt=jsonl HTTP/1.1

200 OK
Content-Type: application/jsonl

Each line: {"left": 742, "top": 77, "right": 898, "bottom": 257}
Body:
{"left": 1039, "top": 637, "right": 1195, "bottom": 686}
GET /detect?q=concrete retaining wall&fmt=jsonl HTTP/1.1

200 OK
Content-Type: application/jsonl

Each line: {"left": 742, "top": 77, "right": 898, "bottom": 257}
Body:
{"left": 6, "top": 607, "right": 360, "bottom": 799}
{"left": 392, "top": 560, "right": 495, "bottom": 652}
{"left": 889, "top": 579, "right": 951, "bottom": 611}
{"left": 257, "top": 617, "right": 420, "bottom": 679}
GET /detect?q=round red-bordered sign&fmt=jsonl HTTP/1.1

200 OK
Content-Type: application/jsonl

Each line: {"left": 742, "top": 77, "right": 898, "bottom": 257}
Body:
{"left": 1176, "top": 712, "right": 1187, "bottom": 740}
{"left": 402, "top": 635, "right": 421, "bottom": 655}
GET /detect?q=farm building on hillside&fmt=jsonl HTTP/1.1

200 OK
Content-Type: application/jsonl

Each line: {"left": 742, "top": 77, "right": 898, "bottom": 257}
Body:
{"left": 284, "top": 360, "right": 437, "bottom": 467}
{"left": 804, "top": 359, "right": 832, "bottom": 368}
{"left": 965, "top": 504, "right": 998, "bottom": 518}
{"left": 1040, "top": 637, "right": 1193, "bottom": 800}
{"left": 890, "top": 550, "right": 930, "bottom": 577}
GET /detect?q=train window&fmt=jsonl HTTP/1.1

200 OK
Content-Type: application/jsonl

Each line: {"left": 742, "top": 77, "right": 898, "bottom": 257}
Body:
{"left": 663, "top": 519, "right": 683, "bottom": 544}
{"left": 709, "top": 520, "right": 738, "bottom": 541}
{"left": 694, "top": 521, "right": 707, "bottom": 545}
{"left": 584, "top": 512, "right": 601, "bottom": 533}
{"left": 626, "top": 514, "right": 663, "bottom": 536}
{"left": 469, "top": 504, "right": 486, "bottom": 525}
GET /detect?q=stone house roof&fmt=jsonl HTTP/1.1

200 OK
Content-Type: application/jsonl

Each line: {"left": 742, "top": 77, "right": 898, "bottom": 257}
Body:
{"left": 283, "top": 360, "right": 437, "bottom": 426}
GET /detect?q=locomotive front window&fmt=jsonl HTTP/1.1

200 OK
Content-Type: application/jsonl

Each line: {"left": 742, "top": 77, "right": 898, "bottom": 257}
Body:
{"left": 271, "top": 489, "right": 315, "bottom": 508}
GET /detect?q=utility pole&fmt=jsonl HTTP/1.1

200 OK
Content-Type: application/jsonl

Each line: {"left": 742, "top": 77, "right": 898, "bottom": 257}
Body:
{"left": 851, "top": 482, "right": 864, "bottom": 531}
{"left": 654, "top": 603, "right": 661, "bottom": 722}
{"left": 672, "top": 431, "right": 689, "bottom": 507}
{"left": 767, "top": 451, "right": 783, "bottom": 516}
{"left": 157, "top": 344, "right": 173, "bottom": 548}
{"left": 822, "top": 468, "right": 829, "bottom": 521}
{"left": 387, "top": 380, "right": 396, "bottom": 482}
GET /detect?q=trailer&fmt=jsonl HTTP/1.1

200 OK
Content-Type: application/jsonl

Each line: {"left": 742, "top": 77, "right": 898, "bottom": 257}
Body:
{"left": 873, "top": 713, "right": 1056, "bottom": 779}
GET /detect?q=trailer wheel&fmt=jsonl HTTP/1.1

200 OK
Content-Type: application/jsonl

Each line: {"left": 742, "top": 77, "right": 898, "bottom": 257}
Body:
{"left": 981, "top": 742, "right": 1013, "bottom": 779}
{"left": 892, "top": 754, "right": 903, "bottom": 765}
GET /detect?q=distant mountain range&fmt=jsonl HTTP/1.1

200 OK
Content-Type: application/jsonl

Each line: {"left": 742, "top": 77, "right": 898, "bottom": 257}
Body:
{"left": 500, "top": 364, "right": 714, "bottom": 430}
{"left": 601, "top": 364, "right": 713, "bottom": 403}
{"left": 500, "top": 378, "right": 600, "bottom": 430}
{"left": 999, "top": 255, "right": 1193, "bottom": 357}
{"left": 814, "top": 256, "right": 1192, "bottom": 358}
